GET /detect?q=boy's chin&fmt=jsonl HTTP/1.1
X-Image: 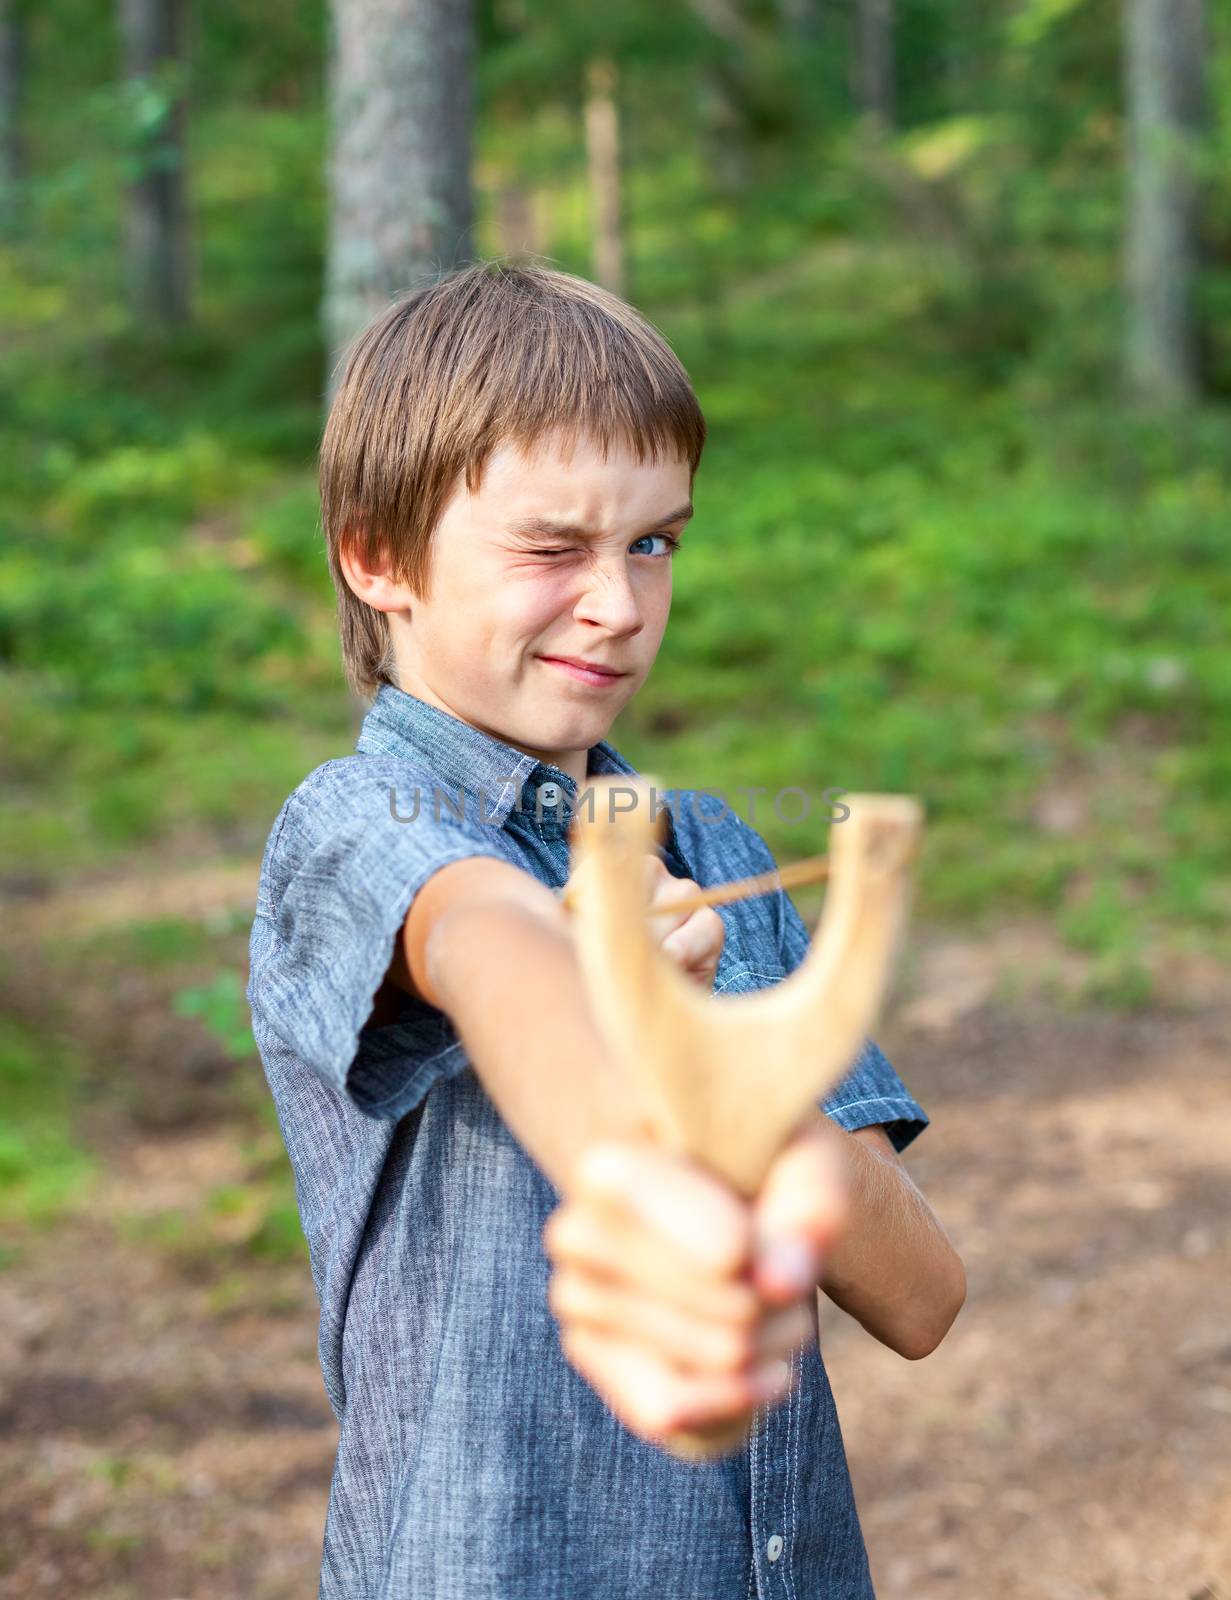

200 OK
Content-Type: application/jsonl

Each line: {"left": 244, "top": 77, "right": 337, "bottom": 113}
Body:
{"left": 533, "top": 714, "right": 615, "bottom": 750}
{"left": 519, "top": 702, "right": 620, "bottom": 752}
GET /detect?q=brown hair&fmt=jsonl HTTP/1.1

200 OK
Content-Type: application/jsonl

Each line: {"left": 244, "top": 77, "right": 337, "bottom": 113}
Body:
{"left": 319, "top": 257, "right": 708, "bottom": 700}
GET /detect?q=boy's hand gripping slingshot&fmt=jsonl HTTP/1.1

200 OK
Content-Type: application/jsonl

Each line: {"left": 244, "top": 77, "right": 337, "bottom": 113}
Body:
{"left": 561, "top": 776, "right": 923, "bottom": 1462}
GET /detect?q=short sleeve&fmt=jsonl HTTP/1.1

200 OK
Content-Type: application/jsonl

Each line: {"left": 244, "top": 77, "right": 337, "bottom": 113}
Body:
{"left": 246, "top": 765, "right": 513, "bottom": 1121}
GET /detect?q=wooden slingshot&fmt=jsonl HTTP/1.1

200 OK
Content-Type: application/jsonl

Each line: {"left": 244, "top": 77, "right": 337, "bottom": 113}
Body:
{"left": 562, "top": 775, "right": 923, "bottom": 1462}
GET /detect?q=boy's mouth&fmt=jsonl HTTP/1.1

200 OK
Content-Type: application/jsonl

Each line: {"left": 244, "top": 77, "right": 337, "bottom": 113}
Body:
{"left": 537, "top": 655, "right": 629, "bottom": 686}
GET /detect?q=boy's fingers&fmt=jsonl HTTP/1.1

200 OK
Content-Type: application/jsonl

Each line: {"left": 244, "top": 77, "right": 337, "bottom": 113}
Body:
{"left": 755, "top": 1121, "right": 849, "bottom": 1248}
{"left": 544, "top": 1202, "right": 761, "bottom": 1326}
{"left": 570, "top": 1139, "right": 754, "bottom": 1278}
{"left": 645, "top": 859, "right": 704, "bottom": 929}
{"left": 548, "top": 1265, "right": 813, "bottom": 1376}
{"left": 753, "top": 1123, "right": 850, "bottom": 1302}
{"left": 639, "top": 859, "right": 724, "bottom": 987}
{"left": 558, "top": 1324, "right": 794, "bottom": 1442}
{"left": 658, "top": 908, "right": 725, "bottom": 969}
{"left": 643, "top": 854, "right": 678, "bottom": 920}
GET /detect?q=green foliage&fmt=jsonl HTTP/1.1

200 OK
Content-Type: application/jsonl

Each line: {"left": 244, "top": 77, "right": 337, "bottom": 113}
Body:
{"left": 173, "top": 970, "right": 257, "bottom": 1062}
{"left": 122, "top": 1150, "right": 308, "bottom": 1279}
{"left": 0, "top": 1018, "right": 94, "bottom": 1228}
{"left": 620, "top": 232, "right": 1229, "bottom": 966}
{"left": 65, "top": 916, "right": 238, "bottom": 971}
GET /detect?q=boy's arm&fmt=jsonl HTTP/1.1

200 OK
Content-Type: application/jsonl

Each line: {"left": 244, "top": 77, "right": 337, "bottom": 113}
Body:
{"left": 759, "top": 1116, "right": 965, "bottom": 1360}
{"left": 391, "top": 856, "right": 652, "bottom": 1195}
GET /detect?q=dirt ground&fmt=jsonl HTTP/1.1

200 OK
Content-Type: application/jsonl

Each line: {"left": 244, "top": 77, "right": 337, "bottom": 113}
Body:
{"left": 0, "top": 913, "right": 1227, "bottom": 1599}
{"left": 833, "top": 998, "right": 1230, "bottom": 1600}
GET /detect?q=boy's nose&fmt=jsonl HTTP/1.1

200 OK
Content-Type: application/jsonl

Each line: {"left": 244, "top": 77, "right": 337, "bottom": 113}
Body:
{"left": 572, "top": 563, "right": 645, "bottom": 634}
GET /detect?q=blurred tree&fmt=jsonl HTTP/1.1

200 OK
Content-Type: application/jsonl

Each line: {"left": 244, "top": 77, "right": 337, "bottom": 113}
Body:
{"left": 118, "top": 0, "right": 191, "bottom": 326}
{"left": 686, "top": 0, "right": 824, "bottom": 189}
{"left": 191, "top": 0, "right": 324, "bottom": 108}
{"left": 1123, "top": 0, "right": 1209, "bottom": 406}
{"left": 689, "top": 0, "right": 755, "bottom": 192}
{"left": 493, "top": 177, "right": 543, "bottom": 259}
{"left": 854, "top": 0, "right": 894, "bottom": 130}
{"left": 0, "top": 0, "right": 29, "bottom": 236}
{"left": 323, "top": 0, "right": 475, "bottom": 388}
{"left": 584, "top": 54, "right": 623, "bottom": 294}
{"left": 477, "top": 0, "right": 717, "bottom": 284}
{"left": 776, "top": 0, "right": 820, "bottom": 43}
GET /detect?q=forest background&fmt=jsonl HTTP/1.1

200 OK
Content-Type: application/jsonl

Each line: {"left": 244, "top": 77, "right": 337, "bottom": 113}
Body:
{"left": 0, "top": 1, "right": 1227, "bottom": 1596}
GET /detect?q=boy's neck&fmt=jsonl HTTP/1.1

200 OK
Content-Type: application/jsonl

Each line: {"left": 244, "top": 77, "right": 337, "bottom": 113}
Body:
{"left": 506, "top": 740, "right": 589, "bottom": 791}
{"left": 388, "top": 671, "right": 592, "bottom": 792}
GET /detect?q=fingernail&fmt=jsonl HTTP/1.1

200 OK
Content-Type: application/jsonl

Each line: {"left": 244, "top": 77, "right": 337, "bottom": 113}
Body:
{"left": 760, "top": 1239, "right": 818, "bottom": 1292}
{"left": 576, "top": 1142, "right": 629, "bottom": 1191}
{"left": 752, "top": 1358, "right": 791, "bottom": 1398}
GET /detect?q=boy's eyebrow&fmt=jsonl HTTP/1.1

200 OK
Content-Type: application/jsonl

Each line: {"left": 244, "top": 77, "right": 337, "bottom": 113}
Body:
{"left": 505, "top": 502, "right": 694, "bottom": 539}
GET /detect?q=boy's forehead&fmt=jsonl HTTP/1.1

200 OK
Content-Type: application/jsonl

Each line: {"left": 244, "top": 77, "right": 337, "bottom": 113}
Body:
{"left": 472, "top": 430, "right": 690, "bottom": 514}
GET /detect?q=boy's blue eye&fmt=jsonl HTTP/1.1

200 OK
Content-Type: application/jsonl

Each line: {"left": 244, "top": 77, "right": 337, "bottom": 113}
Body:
{"left": 630, "top": 533, "right": 681, "bottom": 557}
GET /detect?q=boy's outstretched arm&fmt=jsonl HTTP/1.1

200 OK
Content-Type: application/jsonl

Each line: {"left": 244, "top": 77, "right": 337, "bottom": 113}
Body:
{"left": 389, "top": 853, "right": 726, "bottom": 1196}
{"left": 391, "top": 855, "right": 642, "bottom": 1192}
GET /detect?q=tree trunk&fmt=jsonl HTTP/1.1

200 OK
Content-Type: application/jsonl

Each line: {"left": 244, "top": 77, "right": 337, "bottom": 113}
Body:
{"left": 494, "top": 179, "right": 542, "bottom": 260}
{"left": 688, "top": 0, "right": 753, "bottom": 195}
{"left": 584, "top": 56, "right": 623, "bottom": 297}
{"left": 854, "top": 0, "right": 894, "bottom": 131}
{"left": 775, "top": 0, "right": 820, "bottom": 45}
{"left": 1123, "top": 0, "right": 1207, "bottom": 406}
{"left": 324, "top": 0, "right": 475, "bottom": 386}
{"left": 118, "top": 0, "right": 191, "bottom": 326}
{"left": 0, "top": 0, "right": 28, "bottom": 236}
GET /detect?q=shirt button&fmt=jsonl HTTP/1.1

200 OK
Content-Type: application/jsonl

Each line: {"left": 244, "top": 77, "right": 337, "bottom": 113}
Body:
{"left": 766, "top": 1534, "right": 783, "bottom": 1563}
{"left": 537, "top": 782, "right": 562, "bottom": 808}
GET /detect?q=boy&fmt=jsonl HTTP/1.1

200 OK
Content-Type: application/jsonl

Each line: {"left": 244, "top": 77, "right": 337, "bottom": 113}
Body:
{"left": 246, "top": 258, "right": 965, "bottom": 1599}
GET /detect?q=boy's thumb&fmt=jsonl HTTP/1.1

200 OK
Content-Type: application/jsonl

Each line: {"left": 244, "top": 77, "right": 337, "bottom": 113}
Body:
{"left": 752, "top": 1123, "right": 849, "bottom": 1297}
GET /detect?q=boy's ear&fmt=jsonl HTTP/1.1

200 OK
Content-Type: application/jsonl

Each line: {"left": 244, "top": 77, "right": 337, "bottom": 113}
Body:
{"left": 337, "top": 527, "right": 418, "bottom": 613}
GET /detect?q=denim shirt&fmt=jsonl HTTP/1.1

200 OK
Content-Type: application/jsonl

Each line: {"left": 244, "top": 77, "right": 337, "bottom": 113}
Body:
{"left": 246, "top": 682, "right": 928, "bottom": 1600}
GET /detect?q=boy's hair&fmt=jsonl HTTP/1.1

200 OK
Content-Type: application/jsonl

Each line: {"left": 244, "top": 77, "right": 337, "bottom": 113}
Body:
{"left": 319, "top": 257, "right": 708, "bottom": 700}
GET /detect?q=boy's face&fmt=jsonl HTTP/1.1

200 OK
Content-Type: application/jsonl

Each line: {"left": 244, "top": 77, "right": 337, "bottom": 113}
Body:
{"left": 385, "top": 429, "right": 693, "bottom": 787}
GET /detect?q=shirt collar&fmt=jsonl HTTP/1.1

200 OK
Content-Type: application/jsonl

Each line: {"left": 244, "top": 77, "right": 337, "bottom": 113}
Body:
{"left": 355, "top": 681, "right": 650, "bottom": 831}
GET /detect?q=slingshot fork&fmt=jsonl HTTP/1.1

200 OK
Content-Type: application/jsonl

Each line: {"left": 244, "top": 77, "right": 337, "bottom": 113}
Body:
{"left": 563, "top": 775, "right": 923, "bottom": 1461}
